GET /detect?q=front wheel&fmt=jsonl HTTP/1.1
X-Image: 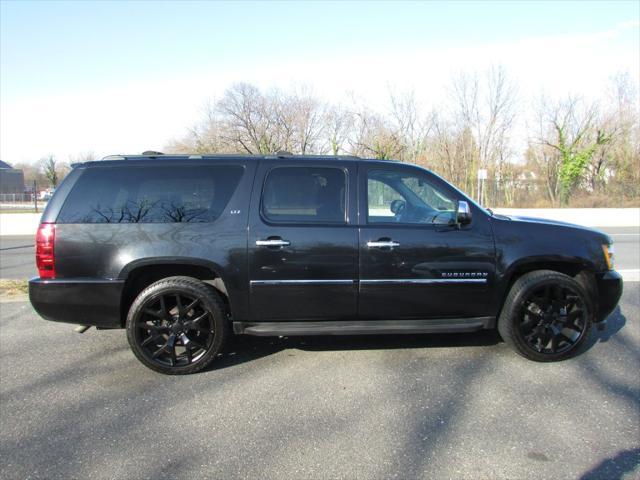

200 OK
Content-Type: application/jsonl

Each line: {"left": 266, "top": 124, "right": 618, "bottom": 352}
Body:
{"left": 126, "top": 276, "right": 229, "bottom": 374}
{"left": 498, "top": 270, "right": 593, "bottom": 362}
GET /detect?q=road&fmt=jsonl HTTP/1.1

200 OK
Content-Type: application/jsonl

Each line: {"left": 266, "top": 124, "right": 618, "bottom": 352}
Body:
{"left": 0, "top": 286, "right": 638, "bottom": 479}
{"left": 0, "top": 227, "right": 638, "bottom": 479}
{"left": 0, "top": 227, "right": 638, "bottom": 281}
{"left": 0, "top": 235, "right": 36, "bottom": 279}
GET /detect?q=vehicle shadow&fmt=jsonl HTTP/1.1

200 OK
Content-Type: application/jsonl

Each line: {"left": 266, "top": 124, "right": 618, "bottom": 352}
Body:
{"left": 208, "top": 328, "right": 502, "bottom": 372}
{"left": 578, "top": 447, "right": 640, "bottom": 480}
{"left": 208, "top": 304, "right": 627, "bottom": 373}
{"left": 586, "top": 306, "right": 627, "bottom": 347}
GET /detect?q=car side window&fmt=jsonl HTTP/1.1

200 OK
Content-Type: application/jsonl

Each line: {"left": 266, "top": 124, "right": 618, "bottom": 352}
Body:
{"left": 262, "top": 167, "right": 347, "bottom": 224}
{"left": 57, "top": 166, "right": 244, "bottom": 223}
{"left": 367, "top": 169, "right": 456, "bottom": 225}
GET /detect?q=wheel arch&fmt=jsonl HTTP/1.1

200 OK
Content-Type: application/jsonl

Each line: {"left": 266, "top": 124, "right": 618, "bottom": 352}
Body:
{"left": 496, "top": 257, "right": 597, "bottom": 319}
{"left": 118, "top": 257, "right": 231, "bottom": 327}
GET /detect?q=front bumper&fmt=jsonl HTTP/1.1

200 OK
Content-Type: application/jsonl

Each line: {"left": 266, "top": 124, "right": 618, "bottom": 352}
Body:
{"left": 594, "top": 270, "right": 623, "bottom": 323}
{"left": 29, "top": 278, "right": 124, "bottom": 328}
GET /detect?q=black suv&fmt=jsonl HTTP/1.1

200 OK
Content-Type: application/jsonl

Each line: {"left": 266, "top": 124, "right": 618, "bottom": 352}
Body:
{"left": 29, "top": 154, "right": 623, "bottom": 374}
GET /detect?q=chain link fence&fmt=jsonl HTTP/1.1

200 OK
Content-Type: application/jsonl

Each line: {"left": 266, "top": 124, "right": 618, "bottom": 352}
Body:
{"left": 0, "top": 193, "right": 48, "bottom": 212}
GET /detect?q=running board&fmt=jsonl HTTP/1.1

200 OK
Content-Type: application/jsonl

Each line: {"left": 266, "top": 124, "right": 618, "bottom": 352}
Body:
{"left": 233, "top": 317, "right": 494, "bottom": 336}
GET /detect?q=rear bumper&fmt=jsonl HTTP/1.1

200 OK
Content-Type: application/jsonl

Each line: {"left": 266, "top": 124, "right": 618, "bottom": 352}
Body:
{"left": 29, "top": 278, "right": 124, "bottom": 328}
{"left": 594, "top": 270, "right": 623, "bottom": 322}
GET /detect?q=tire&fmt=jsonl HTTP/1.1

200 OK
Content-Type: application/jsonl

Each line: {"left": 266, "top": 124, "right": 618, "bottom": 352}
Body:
{"left": 126, "top": 276, "right": 229, "bottom": 375}
{"left": 498, "top": 270, "right": 593, "bottom": 362}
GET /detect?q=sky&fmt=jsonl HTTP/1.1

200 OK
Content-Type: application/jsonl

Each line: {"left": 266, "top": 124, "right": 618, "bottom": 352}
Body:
{"left": 1, "top": 0, "right": 639, "bottom": 164}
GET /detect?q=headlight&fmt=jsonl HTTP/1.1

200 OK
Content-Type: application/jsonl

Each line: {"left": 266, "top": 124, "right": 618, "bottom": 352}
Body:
{"left": 602, "top": 243, "right": 614, "bottom": 270}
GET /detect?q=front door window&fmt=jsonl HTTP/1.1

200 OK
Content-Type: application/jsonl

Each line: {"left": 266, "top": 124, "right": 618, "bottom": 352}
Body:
{"left": 367, "top": 169, "right": 456, "bottom": 225}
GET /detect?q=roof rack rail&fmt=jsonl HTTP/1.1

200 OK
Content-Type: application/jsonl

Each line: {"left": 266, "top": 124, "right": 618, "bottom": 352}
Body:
{"left": 101, "top": 151, "right": 165, "bottom": 161}
{"left": 97, "top": 152, "right": 363, "bottom": 162}
{"left": 263, "top": 153, "right": 361, "bottom": 160}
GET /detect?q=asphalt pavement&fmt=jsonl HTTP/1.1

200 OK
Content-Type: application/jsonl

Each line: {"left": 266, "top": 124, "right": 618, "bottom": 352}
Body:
{"left": 0, "top": 286, "right": 638, "bottom": 479}
{"left": 0, "top": 235, "right": 36, "bottom": 280}
{"left": 0, "top": 227, "right": 638, "bottom": 479}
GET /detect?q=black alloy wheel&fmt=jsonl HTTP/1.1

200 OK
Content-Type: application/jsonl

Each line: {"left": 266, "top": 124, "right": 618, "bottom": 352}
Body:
{"left": 126, "top": 276, "right": 228, "bottom": 374}
{"left": 136, "top": 292, "right": 214, "bottom": 367}
{"left": 518, "top": 283, "right": 587, "bottom": 355}
{"left": 498, "top": 270, "right": 593, "bottom": 362}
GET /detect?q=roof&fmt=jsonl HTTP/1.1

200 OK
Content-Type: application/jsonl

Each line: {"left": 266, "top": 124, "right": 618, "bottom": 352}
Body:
{"left": 0, "top": 160, "right": 14, "bottom": 169}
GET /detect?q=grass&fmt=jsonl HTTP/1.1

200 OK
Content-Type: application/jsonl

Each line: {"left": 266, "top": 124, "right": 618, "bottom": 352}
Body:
{"left": 0, "top": 209, "right": 40, "bottom": 214}
{"left": 0, "top": 279, "right": 29, "bottom": 298}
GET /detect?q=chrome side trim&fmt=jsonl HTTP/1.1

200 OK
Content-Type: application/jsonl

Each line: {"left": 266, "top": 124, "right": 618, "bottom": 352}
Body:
{"left": 361, "top": 278, "right": 487, "bottom": 285}
{"left": 250, "top": 278, "right": 487, "bottom": 286}
{"left": 250, "top": 279, "right": 356, "bottom": 286}
{"left": 29, "top": 277, "right": 125, "bottom": 285}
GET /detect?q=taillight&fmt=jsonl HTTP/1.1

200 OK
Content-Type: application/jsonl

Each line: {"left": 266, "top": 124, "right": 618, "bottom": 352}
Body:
{"left": 36, "top": 223, "right": 56, "bottom": 279}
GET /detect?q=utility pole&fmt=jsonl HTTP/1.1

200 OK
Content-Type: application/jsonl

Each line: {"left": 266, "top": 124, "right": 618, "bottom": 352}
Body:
{"left": 33, "top": 180, "right": 38, "bottom": 213}
{"left": 477, "top": 169, "right": 488, "bottom": 206}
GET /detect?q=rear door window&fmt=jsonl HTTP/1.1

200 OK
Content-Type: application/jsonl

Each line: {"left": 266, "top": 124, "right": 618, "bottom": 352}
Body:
{"left": 261, "top": 167, "right": 347, "bottom": 224}
{"left": 57, "top": 165, "right": 243, "bottom": 223}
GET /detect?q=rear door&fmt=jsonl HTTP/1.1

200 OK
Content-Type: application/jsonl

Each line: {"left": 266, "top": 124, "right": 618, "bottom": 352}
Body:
{"left": 358, "top": 163, "right": 496, "bottom": 320}
{"left": 248, "top": 160, "right": 358, "bottom": 321}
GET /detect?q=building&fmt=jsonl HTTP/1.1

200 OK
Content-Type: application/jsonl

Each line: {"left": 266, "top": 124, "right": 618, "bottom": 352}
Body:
{"left": 0, "top": 160, "right": 25, "bottom": 194}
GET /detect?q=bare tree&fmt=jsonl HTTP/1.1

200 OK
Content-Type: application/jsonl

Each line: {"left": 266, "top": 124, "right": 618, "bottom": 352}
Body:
{"left": 350, "top": 109, "right": 403, "bottom": 160}
{"left": 450, "top": 66, "right": 517, "bottom": 200}
{"left": 588, "top": 73, "right": 640, "bottom": 193}
{"left": 535, "top": 96, "right": 611, "bottom": 203}
{"left": 271, "top": 86, "right": 327, "bottom": 154}
{"left": 388, "top": 89, "right": 432, "bottom": 163}
{"left": 290, "top": 88, "right": 326, "bottom": 154}
{"left": 166, "top": 99, "right": 235, "bottom": 155}
{"left": 216, "top": 83, "right": 281, "bottom": 154}
{"left": 428, "top": 113, "right": 477, "bottom": 192}
{"left": 324, "top": 105, "right": 354, "bottom": 155}
{"left": 13, "top": 162, "right": 48, "bottom": 186}
{"left": 162, "top": 75, "right": 638, "bottom": 208}
{"left": 41, "top": 155, "right": 59, "bottom": 188}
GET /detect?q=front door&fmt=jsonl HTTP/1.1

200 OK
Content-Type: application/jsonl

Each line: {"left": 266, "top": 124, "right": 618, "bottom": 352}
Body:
{"left": 248, "top": 161, "right": 358, "bottom": 321}
{"left": 359, "top": 164, "right": 496, "bottom": 320}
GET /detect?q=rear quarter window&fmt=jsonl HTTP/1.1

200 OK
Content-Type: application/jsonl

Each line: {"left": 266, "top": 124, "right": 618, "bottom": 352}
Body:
{"left": 57, "top": 165, "right": 243, "bottom": 223}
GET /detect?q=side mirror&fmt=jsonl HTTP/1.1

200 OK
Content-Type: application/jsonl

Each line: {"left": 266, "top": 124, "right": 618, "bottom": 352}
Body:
{"left": 456, "top": 200, "right": 472, "bottom": 226}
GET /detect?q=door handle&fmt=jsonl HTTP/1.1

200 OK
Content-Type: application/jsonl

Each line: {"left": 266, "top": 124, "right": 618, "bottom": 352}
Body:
{"left": 256, "top": 238, "right": 291, "bottom": 247}
{"left": 367, "top": 240, "right": 400, "bottom": 249}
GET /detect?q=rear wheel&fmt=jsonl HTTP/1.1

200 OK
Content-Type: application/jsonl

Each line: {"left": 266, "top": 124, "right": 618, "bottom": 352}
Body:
{"left": 126, "top": 276, "right": 229, "bottom": 374}
{"left": 498, "top": 270, "right": 592, "bottom": 362}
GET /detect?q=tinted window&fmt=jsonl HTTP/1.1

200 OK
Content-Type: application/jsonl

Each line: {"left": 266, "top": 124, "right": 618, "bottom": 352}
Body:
{"left": 368, "top": 169, "right": 456, "bottom": 224}
{"left": 262, "top": 167, "right": 346, "bottom": 223}
{"left": 58, "top": 165, "right": 243, "bottom": 223}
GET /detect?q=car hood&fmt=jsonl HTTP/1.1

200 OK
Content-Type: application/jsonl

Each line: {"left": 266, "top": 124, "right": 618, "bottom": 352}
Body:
{"left": 499, "top": 214, "right": 610, "bottom": 242}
